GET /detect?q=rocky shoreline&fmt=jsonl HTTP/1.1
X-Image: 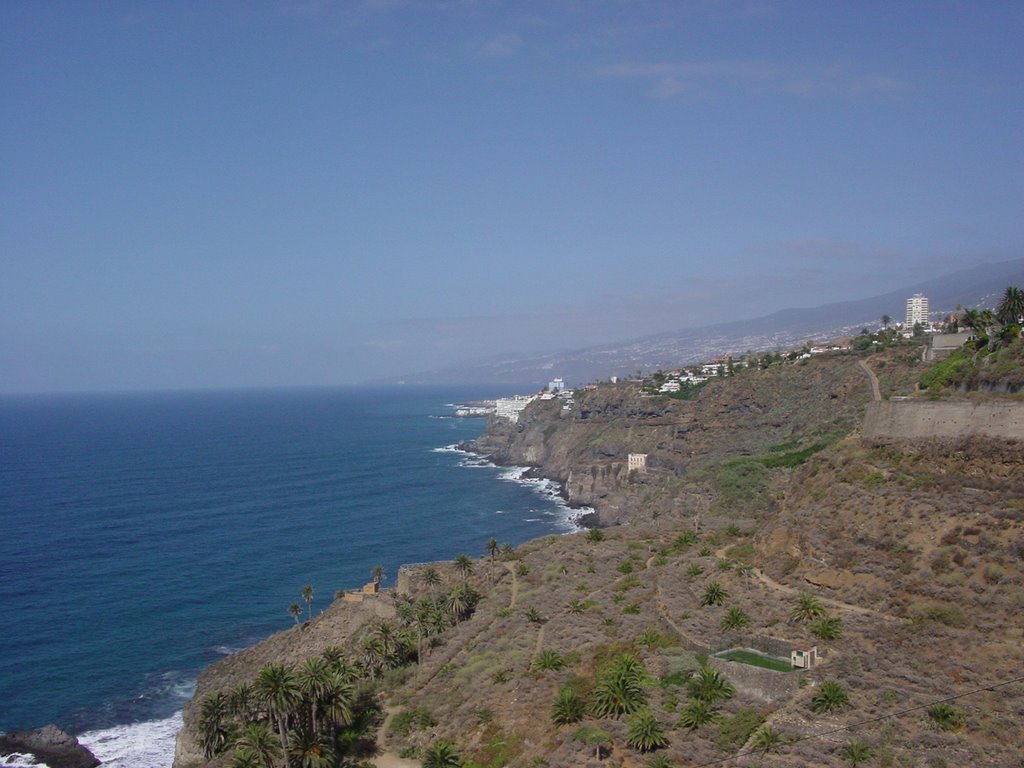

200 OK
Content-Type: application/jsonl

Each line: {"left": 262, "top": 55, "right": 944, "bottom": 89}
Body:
{"left": 0, "top": 725, "right": 101, "bottom": 768}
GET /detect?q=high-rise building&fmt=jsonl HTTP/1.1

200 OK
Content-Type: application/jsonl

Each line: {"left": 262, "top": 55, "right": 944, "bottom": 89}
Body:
{"left": 906, "top": 293, "right": 929, "bottom": 327}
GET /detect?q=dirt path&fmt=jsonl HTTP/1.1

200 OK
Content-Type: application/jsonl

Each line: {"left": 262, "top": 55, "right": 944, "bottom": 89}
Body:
{"left": 714, "top": 545, "right": 901, "bottom": 622}
{"left": 504, "top": 561, "right": 519, "bottom": 608}
{"left": 369, "top": 706, "right": 420, "bottom": 768}
{"left": 858, "top": 359, "right": 882, "bottom": 401}
{"left": 532, "top": 624, "right": 546, "bottom": 660}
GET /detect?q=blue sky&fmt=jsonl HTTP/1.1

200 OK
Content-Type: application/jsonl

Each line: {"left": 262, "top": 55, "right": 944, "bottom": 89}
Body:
{"left": 2, "top": 1, "right": 1022, "bottom": 392}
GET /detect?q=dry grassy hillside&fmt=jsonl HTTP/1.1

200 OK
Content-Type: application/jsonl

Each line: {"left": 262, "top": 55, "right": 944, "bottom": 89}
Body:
{"left": 175, "top": 348, "right": 1024, "bottom": 768}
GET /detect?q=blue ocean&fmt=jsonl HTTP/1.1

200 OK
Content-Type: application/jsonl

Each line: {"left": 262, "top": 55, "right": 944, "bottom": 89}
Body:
{"left": 0, "top": 386, "right": 583, "bottom": 766}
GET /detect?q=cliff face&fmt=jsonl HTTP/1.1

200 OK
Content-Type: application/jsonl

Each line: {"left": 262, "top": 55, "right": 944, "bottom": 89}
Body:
{"left": 472, "top": 355, "right": 883, "bottom": 523}
{"left": 172, "top": 347, "right": 1024, "bottom": 768}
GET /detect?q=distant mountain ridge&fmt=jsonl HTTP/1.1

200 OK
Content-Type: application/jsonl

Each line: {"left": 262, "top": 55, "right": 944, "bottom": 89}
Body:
{"left": 388, "top": 258, "right": 1023, "bottom": 387}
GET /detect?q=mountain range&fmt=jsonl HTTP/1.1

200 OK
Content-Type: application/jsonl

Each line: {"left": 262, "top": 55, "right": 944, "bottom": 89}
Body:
{"left": 389, "top": 257, "right": 1023, "bottom": 387}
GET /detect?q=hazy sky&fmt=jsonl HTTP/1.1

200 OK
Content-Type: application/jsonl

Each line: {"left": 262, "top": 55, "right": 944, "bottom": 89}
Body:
{"left": 3, "top": 1, "right": 1022, "bottom": 392}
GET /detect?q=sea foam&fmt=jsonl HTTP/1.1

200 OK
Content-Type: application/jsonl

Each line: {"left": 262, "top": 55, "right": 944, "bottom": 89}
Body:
{"left": 78, "top": 711, "right": 182, "bottom": 768}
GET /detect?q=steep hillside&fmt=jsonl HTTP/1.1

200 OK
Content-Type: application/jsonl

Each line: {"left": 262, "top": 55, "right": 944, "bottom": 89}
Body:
{"left": 174, "top": 347, "right": 1024, "bottom": 768}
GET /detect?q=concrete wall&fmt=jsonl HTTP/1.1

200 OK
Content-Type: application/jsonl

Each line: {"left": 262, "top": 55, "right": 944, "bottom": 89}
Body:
{"left": 863, "top": 400, "right": 1024, "bottom": 442}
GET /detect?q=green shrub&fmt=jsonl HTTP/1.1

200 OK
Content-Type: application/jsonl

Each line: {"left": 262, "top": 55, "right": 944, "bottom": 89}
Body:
{"left": 714, "top": 708, "right": 764, "bottom": 750}
{"left": 927, "top": 703, "right": 965, "bottom": 731}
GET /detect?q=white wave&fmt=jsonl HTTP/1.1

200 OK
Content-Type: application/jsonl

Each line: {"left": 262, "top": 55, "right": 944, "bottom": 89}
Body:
{"left": 431, "top": 444, "right": 466, "bottom": 453}
{"left": 495, "top": 467, "right": 592, "bottom": 533}
{"left": 212, "top": 644, "right": 246, "bottom": 656}
{"left": 2, "top": 753, "right": 48, "bottom": 768}
{"left": 78, "top": 711, "right": 182, "bottom": 768}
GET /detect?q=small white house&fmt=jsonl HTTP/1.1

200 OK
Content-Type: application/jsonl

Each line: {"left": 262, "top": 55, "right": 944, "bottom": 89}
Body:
{"left": 791, "top": 645, "right": 818, "bottom": 669}
{"left": 628, "top": 453, "right": 648, "bottom": 473}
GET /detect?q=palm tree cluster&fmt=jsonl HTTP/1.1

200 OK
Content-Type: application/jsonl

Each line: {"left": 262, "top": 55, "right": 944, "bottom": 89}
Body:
{"left": 955, "top": 285, "right": 1023, "bottom": 346}
{"left": 393, "top": 582, "right": 481, "bottom": 665}
{"left": 198, "top": 647, "right": 376, "bottom": 768}
{"left": 676, "top": 661, "right": 735, "bottom": 733}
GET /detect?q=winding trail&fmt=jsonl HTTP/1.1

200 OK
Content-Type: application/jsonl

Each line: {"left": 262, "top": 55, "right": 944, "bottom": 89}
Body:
{"left": 714, "top": 545, "right": 901, "bottom": 622}
{"left": 858, "top": 359, "right": 882, "bottom": 401}
{"left": 504, "top": 561, "right": 519, "bottom": 609}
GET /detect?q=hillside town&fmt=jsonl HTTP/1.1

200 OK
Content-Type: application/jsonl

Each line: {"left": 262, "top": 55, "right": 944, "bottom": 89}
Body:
{"left": 466, "top": 292, "right": 987, "bottom": 424}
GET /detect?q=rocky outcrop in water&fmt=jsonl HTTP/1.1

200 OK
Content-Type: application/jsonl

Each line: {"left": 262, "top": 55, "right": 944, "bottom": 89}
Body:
{"left": 0, "top": 725, "right": 101, "bottom": 768}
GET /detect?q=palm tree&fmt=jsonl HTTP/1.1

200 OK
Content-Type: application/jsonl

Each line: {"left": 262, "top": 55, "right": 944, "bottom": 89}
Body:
{"left": 591, "top": 661, "right": 647, "bottom": 717}
{"left": 422, "top": 740, "right": 462, "bottom": 768}
{"left": 677, "top": 699, "right": 719, "bottom": 731}
{"left": 838, "top": 739, "right": 874, "bottom": 766}
{"left": 700, "top": 582, "right": 729, "bottom": 606}
{"left": 255, "top": 663, "right": 301, "bottom": 766}
{"left": 446, "top": 584, "right": 472, "bottom": 621}
{"left": 236, "top": 721, "right": 282, "bottom": 768}
{"left": 301, "top": 584, "right": 314, "bottom": 621}
{"left": 789, "top": 592, "right": 826, "bottom": 624}
{"left": 533, "top": 648, "right": 565, "bottom": 671}
{"left": 421, "top": 566, "right": 441, "bottom": 596}
{"left": 229, "top": 682, "right": 256, "bottom": 721}
{"left": 687, "top": 663, "right": 735, "bottom": 704}
{"left": 720, "top": 606, "right": 750, "bottom": 631}
{"left": 810, "top": 681, "right": 851, "bottom": 714}
{"left": 297, "top": 656, "right": 330, "bottom": 734}
{"left": 551, "top": 685, "right": 585, "bottom": 724}
{"left": 454, "top": 554, "right": 474, "bottom": 582}
{"left": 810, "top": 615, "right": 844, "bottom": 640}
{"left": 751, "top": 724, "right": 784, "bottom": 756}
{"left": 486, "top": 537, "right": 499, "bottom": 581}
{"left": 320, "top": 670, "right": 354, "bottom": 741}
{"left": 289, "top": 727, "right": 332, "bottom": 768}
{"left": 198, "top": 691, "right": 232, "bottom": 758}
{"left": 996, "top": 285, "right": 1024, "bottom": 326}
{"left": 736, "top": 564, "right": 754, "bottom": 591}
{"left": 372, "top": 564, "right": 385, "bottom": 586}
{"left": 573, "top": 726, "right": 611, "bottom": 761}
{"left": 372, "top": 619, "right": 399, "bottom": 660}
{"left": 626, "top": 709, "right": 669, "bottom": 752}
{"left": 289, "top": 602, "right": 303, "bottom": 625}
{"left": 230, "top": 749, "right": 263, "bottom": 768}
{"left": 881, "top": 314, "right": 892, "bottom": 329}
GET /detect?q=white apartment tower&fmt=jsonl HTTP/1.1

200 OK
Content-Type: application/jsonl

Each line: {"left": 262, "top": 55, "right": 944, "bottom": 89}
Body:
{"left": 905, "top": 294, "right": 929, "bottom": 328}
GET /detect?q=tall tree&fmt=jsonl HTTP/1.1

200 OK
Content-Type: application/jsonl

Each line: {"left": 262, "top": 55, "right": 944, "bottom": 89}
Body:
{"left": 198, "top": 691, "right": 232, "bottom": 758}
{"left": 997, "top": 285, "right": 1024, "bottom": 326}
{"left": 454, "top": 554, "right": 474, "bottom": 582}
{"left": 301, "top": 584, "right": 314, "bottom": 621}
{"left": 235, "top": 722, "right": 282, "bottom": 768}
{"left": 486, "top": 537, "right": 499, "bottom": 582}
{"left": 421, "top": 566, "right": 441, "bottom": 597}
{"left": 881, "top": 314, "right": 892, "bottom": 328}
{"left": 289, "top": 603, "right": 303, "bottom": 625}
{"left": 371, "top": 564, "right": 385, "bottom": 586}
{"left": 255, "top": 663, "right": 301, "bottom": 767}
{"left": 297, "top": 656, "right": 330, "bottom": 735}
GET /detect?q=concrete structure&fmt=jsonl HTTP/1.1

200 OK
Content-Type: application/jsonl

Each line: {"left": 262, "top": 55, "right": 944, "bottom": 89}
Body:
{"left": 495, "top": 395, "right": 536, "bottom": 422}
{"left": 924, "top": 332, "right": 973, "bottom": 362}
{"left": 548, "top": 377, "right": 566, "bottom": 393}
{"left": 628, "top": 453, "right": 648, "bottom": 472}
{"left": 791, "top": 645, "right": 818, "bottom": 669}
{"left": 906, "top": 293, "right": 930, "bottom": 328}
{"left": 863, "top": 400, "right": 1024, "bottom": 442}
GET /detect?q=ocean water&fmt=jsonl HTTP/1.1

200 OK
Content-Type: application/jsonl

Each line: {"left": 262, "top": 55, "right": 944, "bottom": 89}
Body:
{"left": 0, "top": 387, "right": 585, "bottom": 766}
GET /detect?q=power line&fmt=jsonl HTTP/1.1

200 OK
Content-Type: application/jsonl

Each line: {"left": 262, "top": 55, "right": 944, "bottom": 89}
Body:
{"left": 687, "top": 673, "right": 1024, "bottom": 767}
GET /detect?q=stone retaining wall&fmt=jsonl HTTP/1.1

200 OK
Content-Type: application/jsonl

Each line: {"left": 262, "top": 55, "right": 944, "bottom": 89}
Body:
{"left": 862, "top": 400, "right": 1024, "bottom": 442}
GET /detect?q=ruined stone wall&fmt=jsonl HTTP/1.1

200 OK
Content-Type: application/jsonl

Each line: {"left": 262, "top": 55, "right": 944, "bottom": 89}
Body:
{"left": 862, "top": 400, "right": 1024, "bottom": 442}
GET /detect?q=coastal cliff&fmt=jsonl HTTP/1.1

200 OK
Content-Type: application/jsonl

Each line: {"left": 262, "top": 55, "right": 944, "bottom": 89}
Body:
{"left": 174, "top": 344, "right": 1024, "bottom": 768}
